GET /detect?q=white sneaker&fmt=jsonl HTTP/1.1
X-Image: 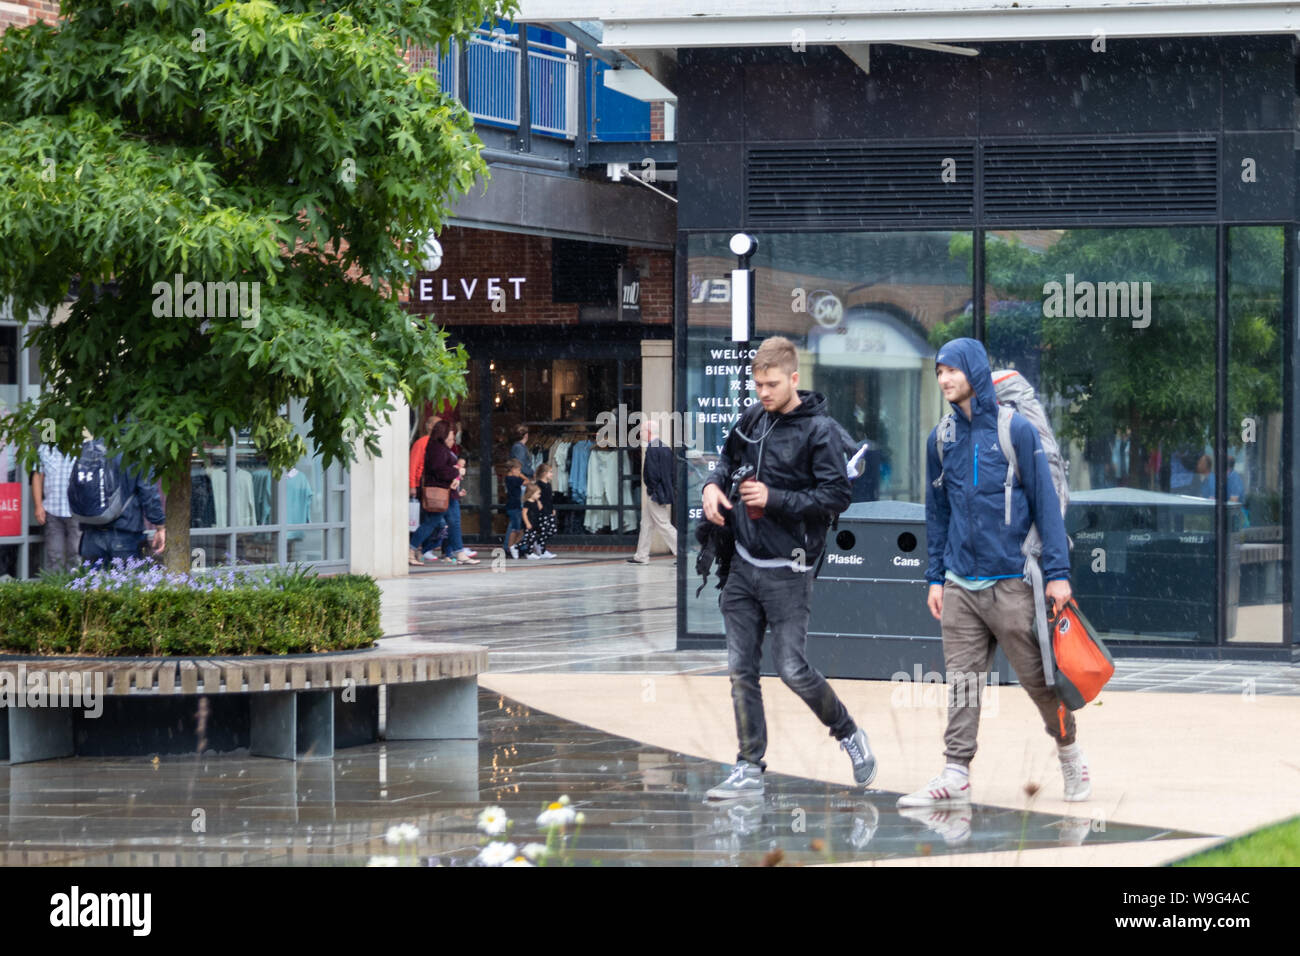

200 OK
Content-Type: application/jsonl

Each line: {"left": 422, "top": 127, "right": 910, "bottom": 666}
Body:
{"left": 540, "top": 550, "right": 557, "bottom": 559}
{"left": 526, "top": 552, "right": 541, "bottom": 560}
{"left": 1059, "top": 745, "right": 1092, "bottom": 802}
{"left": 896, "top": 767, "right": 972, "bottom": 807}
{"left": 422, "top": 551, "right": 437, "bottom": 561}
{"left": 507, "top": 545, "right": 518, "bottom": 559}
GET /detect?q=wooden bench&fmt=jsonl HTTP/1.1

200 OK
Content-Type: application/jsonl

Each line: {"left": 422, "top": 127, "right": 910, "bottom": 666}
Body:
{"left": 0, "top": 642, "right": 486, "bottom": 764}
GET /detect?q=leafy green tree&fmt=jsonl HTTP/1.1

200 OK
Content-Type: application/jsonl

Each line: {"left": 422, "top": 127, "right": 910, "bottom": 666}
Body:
{"left": 931, "top": 228, "right": 1283, "bottom": 491}
{"left": 0, "top": 0, "right": 512, "bottom": 569}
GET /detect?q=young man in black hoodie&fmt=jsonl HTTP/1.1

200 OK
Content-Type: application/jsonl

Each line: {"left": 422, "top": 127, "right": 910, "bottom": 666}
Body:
{"left": 701, "top": 336, "right": 876, "bottom": 799}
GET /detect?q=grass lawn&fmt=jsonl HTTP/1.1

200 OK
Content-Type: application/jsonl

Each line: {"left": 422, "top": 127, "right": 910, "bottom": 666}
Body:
{"left": 1171, "top": 816, "right": 1300, "bottom": 866}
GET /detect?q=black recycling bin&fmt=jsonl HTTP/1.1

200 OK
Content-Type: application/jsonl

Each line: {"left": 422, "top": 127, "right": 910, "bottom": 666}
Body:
{"left": 1066, "top": 488, "right": 1241, "bottom": 644}
{"left": 761, "top": 501, "right": 1016, "bottom": 682}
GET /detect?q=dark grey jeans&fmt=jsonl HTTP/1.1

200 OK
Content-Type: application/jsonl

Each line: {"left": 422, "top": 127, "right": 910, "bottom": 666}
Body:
{"left": 42, "top": 514, "right": 82, "bottom": 572}
{"left": 722, "top": 557, "right": 856, "bottom": 769}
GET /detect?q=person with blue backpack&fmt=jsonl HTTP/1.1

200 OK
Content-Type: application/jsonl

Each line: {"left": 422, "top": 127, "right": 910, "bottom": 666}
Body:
{"left": 899, "top": 337, "right": 1091, "bottom": 812}
{"left": 67, "top": 437, "right": 166, "bottom": 563}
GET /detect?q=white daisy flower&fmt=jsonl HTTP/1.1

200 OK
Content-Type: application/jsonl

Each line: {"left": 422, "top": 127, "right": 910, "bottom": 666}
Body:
{"left": 477, "top": 806, "right": 509, "bottom": 836}
{"left": 521, "top": 842, "right": 548, "bottom": 861}
{"left": 537, "top": 801, "right": 577, "bottom": 828}
{"left": 384, "top": 823, "right": 420, "bottom": 846}
{"left": 367, "top": 856, "right": 400, "bottom": 867}
{"left": 476, "top": 841, "right": 518, "bottom": 867}
{"left": 502, "top": 856, "right": 534, "bottom": 867}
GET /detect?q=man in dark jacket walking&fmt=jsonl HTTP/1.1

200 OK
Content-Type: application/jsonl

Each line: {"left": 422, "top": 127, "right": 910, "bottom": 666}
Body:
{"left": 628, "top": 419, "right": 677, "bottom": 563}
{"left": 700, "top": 336, "right": 875, "bottom": 799}
{"left": 900, "top": 337, "right": 1089, "bottom": 810}
{"left": 78, "top": 457, "right": 167, "bottom": 563}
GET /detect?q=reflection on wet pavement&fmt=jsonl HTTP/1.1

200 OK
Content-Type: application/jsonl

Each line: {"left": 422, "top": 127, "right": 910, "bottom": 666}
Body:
{"left": 0, "top": 689, "right": 1202, "bottom": 866}
{"left": 382, "top": 561, "right": 1300, "bottom": 691}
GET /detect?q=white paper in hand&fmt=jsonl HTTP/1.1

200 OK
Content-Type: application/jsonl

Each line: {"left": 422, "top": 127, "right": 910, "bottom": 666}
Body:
{"left": 846, "top": 442, "right": 871, "bottom": 479}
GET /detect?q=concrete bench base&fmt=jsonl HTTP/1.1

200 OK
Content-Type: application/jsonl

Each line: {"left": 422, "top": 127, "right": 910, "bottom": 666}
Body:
{"left": 0, "top": 644, "right": 485, "bottom": 765}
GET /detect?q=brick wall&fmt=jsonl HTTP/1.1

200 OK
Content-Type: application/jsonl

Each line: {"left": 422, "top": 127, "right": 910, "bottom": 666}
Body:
{"left": 650, "top": 102, "right": 664, "bottom": 141}
{"left": 402, "top": 226, "right": 672, "bottom": 328}
{"left": 0, "top": 0, "right": 59, "bottom": 30}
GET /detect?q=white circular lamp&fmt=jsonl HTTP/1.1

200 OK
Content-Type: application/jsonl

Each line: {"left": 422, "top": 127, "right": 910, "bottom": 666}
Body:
{"left": 729, "top": 233, "right": 757, "bottom": 258}
{"left": 420, "top": 235, "right": 443, "bottom": 271}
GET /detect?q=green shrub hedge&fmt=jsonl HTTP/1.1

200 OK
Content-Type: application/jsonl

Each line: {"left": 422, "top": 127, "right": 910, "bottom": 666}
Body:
{"left": 0, "top": 574, "right": 382, "bottom": 656}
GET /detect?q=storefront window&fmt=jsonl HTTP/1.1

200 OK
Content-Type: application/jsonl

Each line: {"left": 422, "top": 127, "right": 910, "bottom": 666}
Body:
{"left": 486, "top": 356, "right": 639, "bottom": 541}
{"left": 1228, "top": 227, "right": 1287, "bottom": 643}
{"left": 985, "top": 227, "right": 1220, "bottom": 643}
{"left": 683, "top": 230, "right": 973, "bottom": 636}
{"left": 286, "top": 398, "right": 331, "bottom": 564}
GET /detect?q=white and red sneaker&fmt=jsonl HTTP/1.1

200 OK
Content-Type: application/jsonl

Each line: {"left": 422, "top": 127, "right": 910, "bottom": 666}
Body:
{"left": 1059, "top": 744, "right": 1092, "bottom": 801}
{"left": 896, "top": 767, "right": 972, "bottom": 807}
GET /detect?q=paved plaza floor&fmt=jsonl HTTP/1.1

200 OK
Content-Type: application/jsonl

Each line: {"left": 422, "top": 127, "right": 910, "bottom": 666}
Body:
{"left": 1, "top": 552, "right": 1296, "bottom": 866}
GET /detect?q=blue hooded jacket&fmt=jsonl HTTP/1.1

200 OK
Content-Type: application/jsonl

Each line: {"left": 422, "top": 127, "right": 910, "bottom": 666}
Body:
{"left": 925, "top": 338, "right": 1070, "bottom": 585}
{"left": 106, "top": 457, "right": 166, "bottom": 534}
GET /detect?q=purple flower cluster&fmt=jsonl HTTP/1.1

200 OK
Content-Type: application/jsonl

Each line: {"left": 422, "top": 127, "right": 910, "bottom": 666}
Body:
{"left": 66, "top": 557, "right": 280, "bottom": 593}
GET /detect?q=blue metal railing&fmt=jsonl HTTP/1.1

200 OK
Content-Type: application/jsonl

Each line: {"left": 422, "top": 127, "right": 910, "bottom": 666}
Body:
{"left": 425, "top": 29, "right": 579, "bottom": 138}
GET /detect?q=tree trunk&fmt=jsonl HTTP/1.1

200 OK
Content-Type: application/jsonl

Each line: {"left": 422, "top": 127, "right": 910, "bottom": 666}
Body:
{"left": 1127, "top": 404, "right": 1147, "bottom": 489}
{"left": 163, "top": 461, "right": 191, "bottom": 573}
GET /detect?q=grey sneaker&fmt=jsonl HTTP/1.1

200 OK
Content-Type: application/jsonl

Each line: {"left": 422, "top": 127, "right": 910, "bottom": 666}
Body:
{"left": 849, "top": 803, "right": 880, "bottom": 850}
{"left": 839, "top": 727, "right": 878, "bottom": 786}
{"left": 706, "top": 760, "right": 764, "bottom": 800}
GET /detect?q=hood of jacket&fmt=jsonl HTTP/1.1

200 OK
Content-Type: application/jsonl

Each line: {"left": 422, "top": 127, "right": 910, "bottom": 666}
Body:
{"left": 934, "top": 337, "right": 996, "bottom": 424}
{"left": 735, "top": 389, "right": 830, "bottom": 433}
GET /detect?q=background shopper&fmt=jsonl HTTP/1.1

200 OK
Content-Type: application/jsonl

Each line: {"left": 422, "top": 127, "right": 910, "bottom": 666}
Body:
{"left": 32, "top": 444, "right": 81, "bottom": 572}
{"left": 422, "top": 421, "right": 478, "bottom": 565}
{"left": 628, "top": 419, "right": 677, "bottom": 564}
{"left": 510, "top": 425, "right": 534, "bottom": 479}
{"left": 504, "top": 458, "right": 525, "bottom": 558}
{"left": 409, "top": 414, "right": 444, "bottom": 565}
{"left": 519, "top": 481, "right": 553, "bottom": 559}
{"left": 74, "top": 449, "right": 167, "bottom": 563}
{"left": 533, "top": 463, "right": 557, "bottom": 558}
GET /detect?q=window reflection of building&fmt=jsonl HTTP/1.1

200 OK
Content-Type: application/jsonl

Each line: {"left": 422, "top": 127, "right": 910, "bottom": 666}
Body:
{"left": 809, "top": 309, "right": 940, "bottom": 503}
{"left": 683, "top": 231, "right": 971, "bottom": 638}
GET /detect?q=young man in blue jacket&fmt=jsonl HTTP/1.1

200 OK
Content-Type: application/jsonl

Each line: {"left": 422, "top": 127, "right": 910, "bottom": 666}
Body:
{"left": 899, "top": 337, "right": 1090, "bottom": 808}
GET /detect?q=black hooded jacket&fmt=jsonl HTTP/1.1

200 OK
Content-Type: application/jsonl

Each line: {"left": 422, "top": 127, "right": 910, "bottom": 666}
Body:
{"left": 703, "top": 390, "right": 852, "bottom": 567}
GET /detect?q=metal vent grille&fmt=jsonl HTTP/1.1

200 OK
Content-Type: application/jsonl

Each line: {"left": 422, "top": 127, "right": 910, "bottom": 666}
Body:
{"left": 746, "top": 144, "right": 975, "bottom": 226}
{"left": 983, "top": 140, "right": 1218, "bottom": 223}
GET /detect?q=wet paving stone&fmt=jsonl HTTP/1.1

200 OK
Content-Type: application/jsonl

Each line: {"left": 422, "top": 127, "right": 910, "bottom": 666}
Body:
{"left": 0, "top": 688, "right": 1205, "bottom": 866}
